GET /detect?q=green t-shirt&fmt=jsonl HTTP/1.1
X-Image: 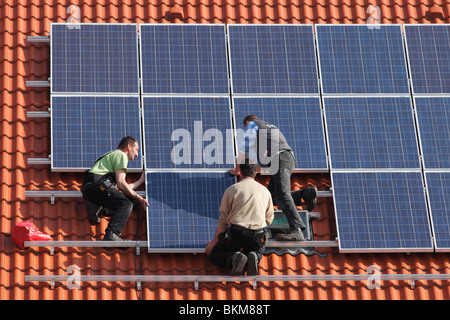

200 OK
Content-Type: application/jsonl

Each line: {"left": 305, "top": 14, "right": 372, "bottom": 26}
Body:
{"left": 89, "top": 149, "right": 128, "bottom": 175}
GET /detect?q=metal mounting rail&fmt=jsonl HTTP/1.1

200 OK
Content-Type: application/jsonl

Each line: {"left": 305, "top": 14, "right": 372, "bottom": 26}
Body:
{"left": 24, "top": 272, "right": 450, "bottom": 290}
{"left": 24, "top": 239, "right": 339, "bottom": 255}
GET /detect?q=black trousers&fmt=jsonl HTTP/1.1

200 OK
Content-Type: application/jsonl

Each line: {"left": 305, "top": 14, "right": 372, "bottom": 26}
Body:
{"left": 267, "top": 151, "right": 306, "bottom": 231}
{"left": 82, "top": 184, "right": 137, "bottom": 235}
{"left": 209, "top": 226, "right": 266, "bottom": 269}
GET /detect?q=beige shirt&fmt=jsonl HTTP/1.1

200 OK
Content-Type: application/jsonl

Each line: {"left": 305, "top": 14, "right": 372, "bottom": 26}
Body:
{"left": 218, "top": 178, "right": 274, "bottom": 230}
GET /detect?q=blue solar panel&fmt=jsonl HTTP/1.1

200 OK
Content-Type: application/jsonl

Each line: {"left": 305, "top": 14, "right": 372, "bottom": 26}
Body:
{"left": 228, "top": 25, "right": 319, "bottom": 94}
{"left": 332, "top": 171, "right": 433, "bottom": 252}
{"left": 405, "top": 25, "right": 450, "bottom": 94}
{"left": 146, "top": 172, "right": 236, "bottom": 251}
{"left": 316, "top": 25, "right": 409, "bottom": 94}
{"left": 51, "top": 96, "right": 142, "bottom": 171}
{"left": 51, "top": 23, "right": 139, "bottom": 94}
{"left": 142, "top": 97, "right": 234, "bottom": 170}
{"left": 324, "top": 97, "right": 421, "bottom": 170}
{"left": 425, "top": 172, "right": 450, "bottom": 252}
{"left": 139, "top": 24, "right": 229, "bottom": 95}
{"left": 233, "top": 97, "right": 328, "bottom": 172}
{"left": 415, "top": 98, "right": 450, "bottom": 170}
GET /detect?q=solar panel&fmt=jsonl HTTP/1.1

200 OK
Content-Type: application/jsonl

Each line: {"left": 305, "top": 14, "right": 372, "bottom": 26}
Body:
{"left": 51, "top": 96, "right": 142, "bottom": 171}
{"left": 332, "top": 171, "right": 433, "bottom": 253}
{"left": 51, "top": 23, "right": 139, "bottom": 94}
{"left": 404, "top": 24, "right": 450, "bottom": 94}
{"left": 415, "top": 97, "right": 450, "bottom": 170}
{"left": 324, "top": 97, "right": 421, "bottom": 170}
{"left": 228, "top": 24, "right": 319, "bottom": 95}
{"left": 425, "top": 172, "right": 450, "bottom": 252}
{"left": 233, "top": 97, "right": 328, "bottom": 172}
{"left": 316, "top": 25, "right": 409, "bottom": 94}
{"left": 146, "top": 171, "right": 236, "bottom": 251}
{"left": 139, "top": 24, "right": 229, "bottom": 95}
{"left": 142, "top": 97, "right": 234, "bottom": 170}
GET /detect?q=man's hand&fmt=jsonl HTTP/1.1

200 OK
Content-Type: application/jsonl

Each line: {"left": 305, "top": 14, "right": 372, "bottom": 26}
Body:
{"left": 205, "top": 238, "right": 218, "bottom": 256}
{"left": 228, "top": 167, "right": 239, "bottom": 176}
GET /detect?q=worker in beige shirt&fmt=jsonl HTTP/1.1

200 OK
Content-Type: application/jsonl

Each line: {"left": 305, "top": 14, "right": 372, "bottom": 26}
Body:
{"left": 205, "top": 160, "right": 274, "bottom": 276}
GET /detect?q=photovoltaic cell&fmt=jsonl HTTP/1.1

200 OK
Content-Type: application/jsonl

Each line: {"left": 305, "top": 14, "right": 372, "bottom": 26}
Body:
{"left": 146, "top": 172, "right": 236, "bottom": 251}
{"left": 51, "top": 96, "right": 142, "bottom": 171}
{"left": 332, "top": 171, "right": 433, "bottom": 252}
{"left": 228, "top": 24, "right": 319, "bottom": 95}
{"left": 324, "top": 97, "right": 421, "bottom": 170}
{"left": 142, "top": 97, "right": 234, "bottom": 170}
{"left": 233, "top": 97, "right": 328, "bottom": 171}
{"left": 404, "top": 24, "right": 450, "bottom": 94}
{"left": 425, "top": 172, "right": 450, "bottom": 252}
{"left": 415, "top": 97, "right": 450, "bottom": 170}
{"left": 139, "top": 24, "right": 229, "bottom": 95}
{"left": 51, "top": 23, "right": 139, "bottom": 94}
{"left": 316, "top": 25, "right": 409, "bottom": 94}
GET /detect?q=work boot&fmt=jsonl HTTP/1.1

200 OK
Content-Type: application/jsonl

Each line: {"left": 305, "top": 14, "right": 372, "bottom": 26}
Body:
{"left": 85, "top": 199, "right": 102, "bottom": 225}
{"left": 246, "top": 251, "right": 259, "bottom": 276}
{"left": 230, "top": 252, "right": 247, "bottom": 276}
{"left": 103, "top": 231, "right": 123, "bottom": 241}
{"left": 302, "top": 187, "right": 317, "bottom": 211}
{"left": 275, "top": 228, "right": 305, "bottom": 241}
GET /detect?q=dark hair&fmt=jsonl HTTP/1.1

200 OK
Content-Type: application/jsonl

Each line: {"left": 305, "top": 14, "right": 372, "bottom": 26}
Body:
{"left": 239, "top": 159, "right": 258, "bottom": 178}
{"left": 118, "top": 136, "right": 138, "bottom": 149}
{"left": 243, "top": 114, "right": 259, "bottom": 125}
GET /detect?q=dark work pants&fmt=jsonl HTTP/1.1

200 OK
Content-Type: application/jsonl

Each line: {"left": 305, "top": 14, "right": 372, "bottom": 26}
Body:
{"left": 210, "top": 227, "right": 266, "bottom": 269}
{"left": 82, "top": 184, "right": 137, "bottom": 235}
{"left": 267, "top": 151, "right": 306, "bottom": 231}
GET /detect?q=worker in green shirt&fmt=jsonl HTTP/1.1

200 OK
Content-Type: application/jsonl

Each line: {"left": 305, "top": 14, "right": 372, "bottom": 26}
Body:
{"left": 81, "top": 136, "right": 149, "bottom": 241}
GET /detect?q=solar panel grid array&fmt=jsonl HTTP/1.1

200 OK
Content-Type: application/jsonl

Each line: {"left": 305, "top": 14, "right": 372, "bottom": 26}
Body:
{"left": 49, "top": 23, "right": 450, "bottom": 253}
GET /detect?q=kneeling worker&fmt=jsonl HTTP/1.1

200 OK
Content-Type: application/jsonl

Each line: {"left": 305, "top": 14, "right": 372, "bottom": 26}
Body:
{"left": 81, "top": 136, "right": 149, "bottom": 241}
{"left": 205, "top": 160, "right": 274, "bottom": 276}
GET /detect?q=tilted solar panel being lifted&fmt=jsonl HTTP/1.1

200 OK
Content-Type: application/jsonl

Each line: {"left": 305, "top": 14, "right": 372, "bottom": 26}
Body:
{"left": 51, "top": 96, "right": 142, "bottom": 171}
{"left": 324, "top": 97, "right": 421, "bottom": 170}
{"left": 51, "top": 23, "right": 139, "bottom": 94}
{"left": 146, "top": 171, "right": 236, "bottom": 251}
{"left": 139, "top": 24, "right": 229, "bottom": 95}
{"left": 332, "top": 171, "right": 433, "bottom": 253}
{"left": 404, "top": 24, "right": 450, "bottom": 95}
{"left": 142, "top": 96, "right": 234, "bottom": 171}
{"left": 316, "top": 24, "right": 409, "bottom": 95}
{"left": 233, "top": 97, "right": 328, "bottom": 172}
{"left": 228, "top": 24, "right": 319, "bottom": 95}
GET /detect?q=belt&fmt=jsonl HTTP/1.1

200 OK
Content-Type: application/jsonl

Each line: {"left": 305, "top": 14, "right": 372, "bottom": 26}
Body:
{"left": 230, "top": 225, "right": 266, "bottom": 235}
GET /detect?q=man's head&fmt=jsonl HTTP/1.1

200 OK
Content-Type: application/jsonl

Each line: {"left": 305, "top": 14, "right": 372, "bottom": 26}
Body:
{"left": 243, "top": 114, "right": 259, "bottom": 128}
{"left": 239, "top": 159, "right": 258, "bottom": 179}
{"left": 118, "top": 136, "right": 139, "bottom": 161}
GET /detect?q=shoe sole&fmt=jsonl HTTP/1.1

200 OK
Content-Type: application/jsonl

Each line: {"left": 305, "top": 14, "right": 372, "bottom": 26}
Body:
{"left": 305, "top": 187, "right": 317, "bottom": 211}
{"left": 230, "top": 253, "right": 247, "bottom": 276}
{"left": 246, "top": 252, "right": 258, "bottom": 276}
{"left": 275, "top": 233, "right": 305, "bottom": 241}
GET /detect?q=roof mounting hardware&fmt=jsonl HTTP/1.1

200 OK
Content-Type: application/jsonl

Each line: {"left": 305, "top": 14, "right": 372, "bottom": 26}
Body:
{"left": 26, "top": 80, "right": 50, "bottom": 87}
{"left": 27, "top": 35, "right": 50, "bottom": 43}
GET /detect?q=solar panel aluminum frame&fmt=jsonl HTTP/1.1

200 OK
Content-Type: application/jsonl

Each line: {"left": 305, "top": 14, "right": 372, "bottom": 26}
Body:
{"left": 50, "top": 95, "right": 143, "bottom": 172}
{"left": 331, "top": 170, "right": 434, "bottom": 253}
{"left": 315, "top": 24, "right": 410, "bottom": 97}
{"left": 145, "top": 170, "right": 237, "bottom": 253}
{"left": 50, "top": 23, "right": 140, "bottom": 95}
{"left": 322, "top": 96, "right": 422, "bottom": 171}
{"left": 227, "top": 24, "right": 321, "bottom": 97}
{"left": 141, "top": 95, "right": 236, "bottom": 172}
{"left": 231, "top": 96, "right": 329, "bottom": 173}
{"left": 139, "top": 23, "right": 230, "bottom": 97}
{"left": 404, "top": 24, "right": 450, "bottom": 96}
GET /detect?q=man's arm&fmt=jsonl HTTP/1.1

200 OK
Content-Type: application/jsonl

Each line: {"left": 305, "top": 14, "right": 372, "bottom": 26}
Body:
{"left": 115, "top": 169, "right": 149, "bottom": 207}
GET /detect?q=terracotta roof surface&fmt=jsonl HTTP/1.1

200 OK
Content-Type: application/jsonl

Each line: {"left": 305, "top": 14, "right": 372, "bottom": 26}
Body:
{"left": 2, "top": 0, "right": 450, "bottom": 302}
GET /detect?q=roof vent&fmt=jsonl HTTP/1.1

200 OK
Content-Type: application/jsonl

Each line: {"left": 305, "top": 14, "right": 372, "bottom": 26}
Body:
{"left": 427, "top": 7, "right": 444, "bottom": 20}
{"left": 166, "top": 7, "right": 184, "bottom": 22}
